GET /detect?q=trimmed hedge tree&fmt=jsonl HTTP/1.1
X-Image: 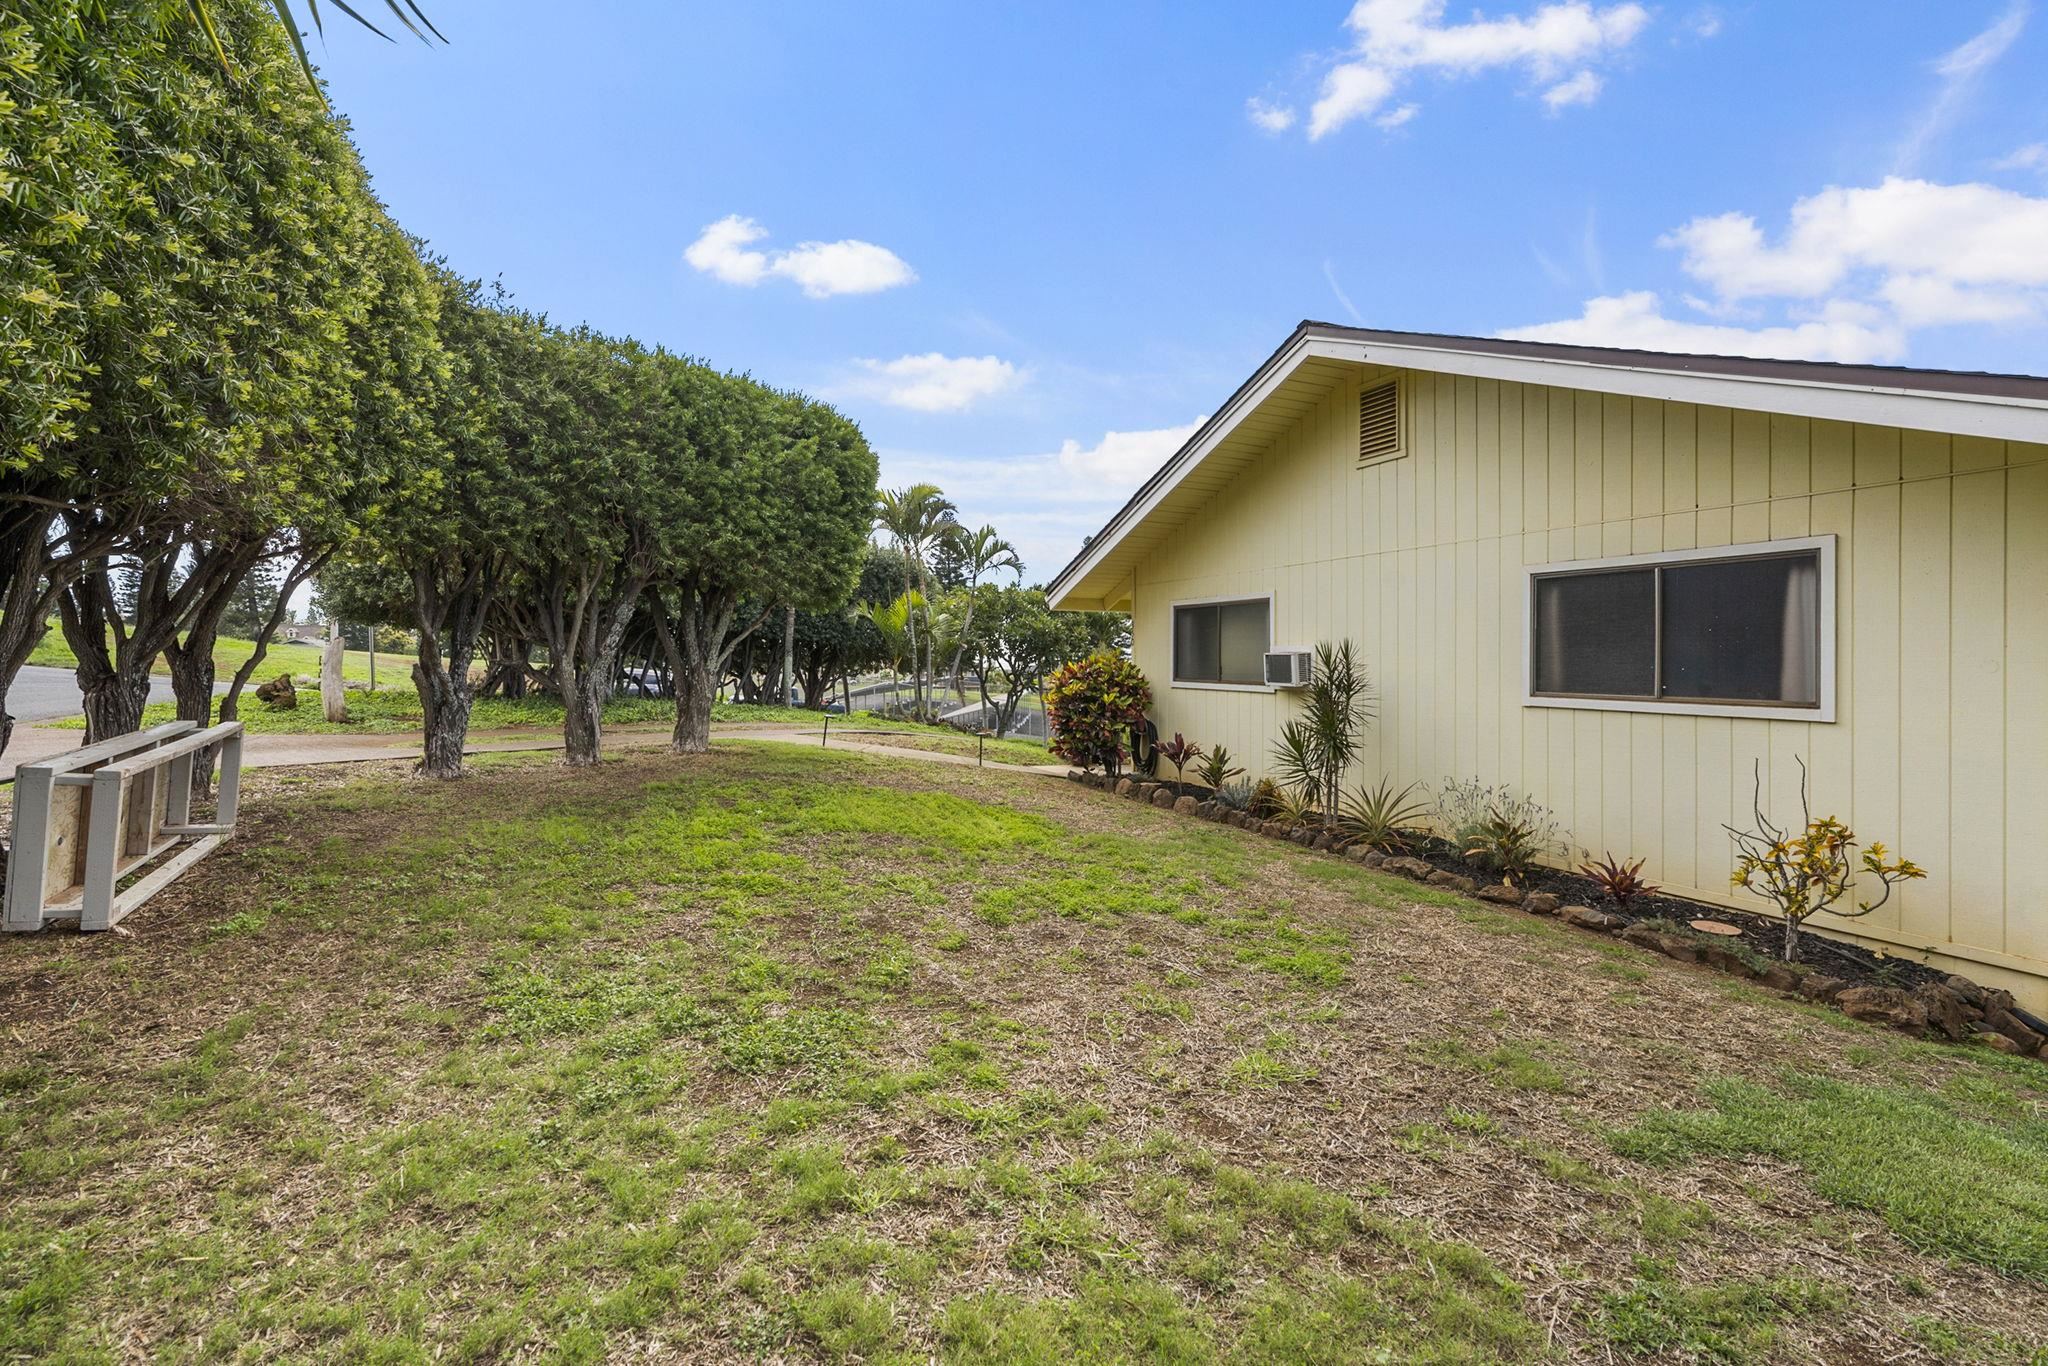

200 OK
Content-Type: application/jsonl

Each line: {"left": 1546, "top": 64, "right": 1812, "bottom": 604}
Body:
{"left": 1045, "top": 652, "right": 1152, "bottom": 779}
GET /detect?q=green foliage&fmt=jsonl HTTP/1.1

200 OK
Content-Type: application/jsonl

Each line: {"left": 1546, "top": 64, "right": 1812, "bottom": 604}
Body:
{"left": 1724, "top": 758, "right": 1925, "bottom": 962}
{"left": 1156, "top": 732, "right": 1203, "bottom": 788}
{"left": 1194, "top": 745, "right": 1243, "bottom": 793}
{"left": 1338, "top": 778, "right": 1429, "bottom": 853}
{"left": 1580, "top": 853, "right": 1660, "bottom": 912}
{"left": 1436, "top": 777, "right": 1567, "bottom": 885}
{"left": 1598, "top": 1257, "right": 1847, "bottom": 1361}
{"left": 1044, "top": 651, "right": 1152, "bottom": 776}
{"left": 1268, "top": 640, "right": 1374, "bottom": 827}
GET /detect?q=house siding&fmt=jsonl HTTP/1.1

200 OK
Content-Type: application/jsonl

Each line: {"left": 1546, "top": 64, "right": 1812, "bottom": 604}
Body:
{"left": 1129, "top": 367, "right": 2048, "bottom": 1008}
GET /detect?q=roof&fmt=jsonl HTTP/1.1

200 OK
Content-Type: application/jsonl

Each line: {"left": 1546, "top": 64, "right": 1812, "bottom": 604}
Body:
{"left": 1046, "top": 321, "right": 2048, "bottom": 611}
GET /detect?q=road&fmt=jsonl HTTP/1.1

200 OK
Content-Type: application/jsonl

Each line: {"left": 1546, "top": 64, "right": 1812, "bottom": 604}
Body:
{"left": 7, "top": 664, "right": 188, "bottom": 724}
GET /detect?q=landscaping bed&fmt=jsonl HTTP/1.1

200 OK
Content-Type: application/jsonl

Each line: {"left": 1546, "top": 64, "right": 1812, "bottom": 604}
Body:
{"left": 1076, "top": 770, "right": 2048, "bottom": 1060}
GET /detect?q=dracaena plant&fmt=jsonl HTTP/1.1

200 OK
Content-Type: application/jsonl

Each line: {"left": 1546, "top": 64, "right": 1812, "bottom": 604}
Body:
{"left": 1724, "top": 757, "right": 1925, "bottom": 962}
{"left": 1268, "top": 640, "right": 1376, "bottom": 830}
{"left": 1579, "top": 854, "right": 1659, "bottom": 914}
{"left": 1196, "top": 745, "right": 1244, "bottom": 793}
{"left": 1157, "top": 732, "right": 1204, "bottom": 791}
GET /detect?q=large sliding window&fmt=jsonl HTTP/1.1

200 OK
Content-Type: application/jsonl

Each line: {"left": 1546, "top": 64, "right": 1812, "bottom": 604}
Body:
{"left": 1173, "top": 597, "right": 1271, "bottom": 686}
{"left": 1527, "top": 537, "right": 1833, "bottom": 720}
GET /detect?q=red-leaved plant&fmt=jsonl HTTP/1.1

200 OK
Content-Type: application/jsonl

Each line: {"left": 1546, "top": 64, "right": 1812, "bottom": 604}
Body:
{"left": 1044, "top": 652, "right": 1153, "bottom": 780}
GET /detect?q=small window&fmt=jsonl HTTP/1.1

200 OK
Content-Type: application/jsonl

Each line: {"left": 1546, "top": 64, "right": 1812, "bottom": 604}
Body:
{"left": 1173, "top": 598, "right": 1271, "bottom": 686}
{"left": 1530, "top": 542, "right": 1826, "bottom": 712}
{"left": 1358, "top": 380, "right": 1402, "bottom": 464}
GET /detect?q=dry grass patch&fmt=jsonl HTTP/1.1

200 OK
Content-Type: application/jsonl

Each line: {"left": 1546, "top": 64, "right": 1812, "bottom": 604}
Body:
{"left": 2, "top": 743, "right": 2045, "bottom": 1362}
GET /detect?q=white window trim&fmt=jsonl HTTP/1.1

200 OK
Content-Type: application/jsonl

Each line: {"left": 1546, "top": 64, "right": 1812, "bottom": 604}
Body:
{"left": 1521, "top": 535, "right": 1837, "bottom": 723}
{"left": 1170, "top": 592, "right": 1276, "bottom": 692}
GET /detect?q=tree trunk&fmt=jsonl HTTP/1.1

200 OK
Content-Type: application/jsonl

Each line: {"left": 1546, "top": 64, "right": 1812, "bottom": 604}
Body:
{"left": 79, "top": 670, "right": 151, "bottom": 744}
{"left": 417, "top": 660, "right": 473, "bottom": 780}
{"left": 410, "top": 563, "right": 493, "bottom": 781}
{"left": 781, "top": 604, "right": 796, "bottom": 708}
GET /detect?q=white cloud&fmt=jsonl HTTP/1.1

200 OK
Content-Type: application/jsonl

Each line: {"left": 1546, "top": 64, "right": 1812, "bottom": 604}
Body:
{"left": 1245, "top": 97, "right": 1297, "bottom": 133}
{"left": 844, "top": 354, "right": 1022, "bottom": 413}
{"left": 1541, "top": 69, "right": 1602, "bottom": 110}
{"left": 1894, "top": 4, "right": 2027, "bottom": 173}
{"left": 1684, "top": 8, "right": 1723, "bottom": 39}
{"left": 682, "top": 214, "right": 771, "bottom": 285}
{"left": 1291, "top": 0, "right": 1649, "bottom": 138}
{"left": 876, "top": 418, "right": 1208, "bottom": 579}
{"left": 1506, "top": 174, "right": 2048, "bottom": 363}
{"left": 1309, "top": 63, "right": 1397, "bottom": 138}
{"left": 1053, "top": 418, "right": 1208, "bottom": 487}
{"left": 683, "top": 215, "right": 916, "bottom": 298}
{"left": 1376, "top": 102, "right": 1420, "bottom": 129}
{"left": 1995, "top": 141, "right": 2048, "bottom": 174}
{"left": 1500, "top": 292, "right": 1907, "bottom": 363}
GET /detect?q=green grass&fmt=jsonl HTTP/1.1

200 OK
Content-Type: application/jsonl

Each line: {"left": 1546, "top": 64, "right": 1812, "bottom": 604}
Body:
{"left": 2, "top": 743, "right": 2044, "bottom": 1360}
{"left": 26, "top": 625, "right": 410, "bottom": 686}
{"left": 1608, "top": 1067, "right": 2048, "bottom": 1281}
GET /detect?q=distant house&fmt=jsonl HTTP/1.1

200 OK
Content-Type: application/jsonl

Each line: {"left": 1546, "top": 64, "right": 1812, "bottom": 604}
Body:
{"left": 1049, "top": 323, "right": 2048, "bottom": 1007}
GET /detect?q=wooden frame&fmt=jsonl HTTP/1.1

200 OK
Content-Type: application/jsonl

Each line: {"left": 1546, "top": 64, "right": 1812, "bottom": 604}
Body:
{"left": 3, "top": 721, "right": 245, "bottom": 933}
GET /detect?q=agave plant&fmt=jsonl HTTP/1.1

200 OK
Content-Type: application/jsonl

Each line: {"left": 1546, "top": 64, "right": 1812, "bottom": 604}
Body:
{"left": 1270, "top": 785, "right": 1321, "bottom": 828}
{"left": 1248, "top": 777, "right": 1283, "bottom": 819}
{"left": 1463, "top": 808, "right": 1550, "bottom": 887}
{"left": 1195, "top": 745, "right": 1244, "bottom": 793}
{"left": 1156, "top": 732, "right": 1204, "bottom": 792}
{"left": 1214, "top": 779, "right": 1255, "bottom": 812}
{"left": 1338, "top": 778, "right": 1429, "bottom": 853}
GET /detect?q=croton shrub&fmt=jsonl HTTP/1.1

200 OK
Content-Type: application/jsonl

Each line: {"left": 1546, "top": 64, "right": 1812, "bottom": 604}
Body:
{"left": 1045, "top": 652, "right": 1153, "bottom": 777}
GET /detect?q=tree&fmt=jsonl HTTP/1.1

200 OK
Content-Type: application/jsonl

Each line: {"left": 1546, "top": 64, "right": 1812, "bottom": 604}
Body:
{"left": 652, "top": 377, "right": 876, "bottom": 752}
{"left": 1044, "top": 651, "right": 1152, "bottom": 779}
{"left": 873, "top": 484, "right": 960, "bottom": 717}
{"left": 787, "top": 543, "right": 898, "bottom": 707}
{"left": 942, "top": 525, "right": 1024, "bottom": 704}
{"left": 963, "top": 585, "right": 1087, "bottom": 737}
{"left": 7, "top": 0, "right": 403, "bottom": 743}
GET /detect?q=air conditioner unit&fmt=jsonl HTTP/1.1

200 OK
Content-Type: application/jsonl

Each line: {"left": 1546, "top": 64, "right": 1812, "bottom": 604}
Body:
{"left": 1264, "top": 649, "right": 1314, "bottom": 689}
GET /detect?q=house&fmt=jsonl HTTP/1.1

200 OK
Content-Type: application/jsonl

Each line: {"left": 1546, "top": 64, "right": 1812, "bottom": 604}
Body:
{"left": 1047, "top": 323, "right": 2048, "bottom": 1008}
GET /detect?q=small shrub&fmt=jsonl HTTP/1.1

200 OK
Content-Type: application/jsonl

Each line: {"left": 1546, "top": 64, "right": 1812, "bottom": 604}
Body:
{"left": 1270, "top": 786, "right": 1320, "bottom": 828}
{"left": 1723, "top": 757, "right": 1924, "bottom": 962}
{"left": 1195, "top": 745, "right": 1244, "bottom": 793}
{"left": 1044, "top": 652, "right": 1152, "bottom": 779}
{"left": 1214, "top": 779, "right": 1255, "bottom": 812}
{"left": 1156, "top": 733, "right": 1203, "bottom": 790}
{"left": 1580, "top": 853, "right": 1659, "bottom": 913}
{"left": 1437, "top": 778, "right": 1567, "bottom": 886}
{"left": 1267, "top": 640, "right": 1375, "bottom": 829}
{"left": 1338, "top": 778, "right": 1428, "bottom": 852}
{"left": 1248, "top": 777, "right": 1282, "bottom": 819}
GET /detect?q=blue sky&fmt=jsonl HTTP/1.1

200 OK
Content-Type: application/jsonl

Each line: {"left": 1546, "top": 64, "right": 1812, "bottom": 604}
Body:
{"left": 319, "top": 2, "right": 2048, "bottom": 580}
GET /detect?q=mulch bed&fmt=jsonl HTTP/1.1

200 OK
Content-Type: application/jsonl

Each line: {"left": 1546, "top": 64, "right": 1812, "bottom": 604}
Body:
{"left": 1389, "top": 831, "right": 1951, "bottom": 994}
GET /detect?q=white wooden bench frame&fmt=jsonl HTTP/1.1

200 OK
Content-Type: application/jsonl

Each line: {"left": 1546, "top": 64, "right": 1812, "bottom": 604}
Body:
{"left": 3, "top": 720, "right": 244, "bottom": 933}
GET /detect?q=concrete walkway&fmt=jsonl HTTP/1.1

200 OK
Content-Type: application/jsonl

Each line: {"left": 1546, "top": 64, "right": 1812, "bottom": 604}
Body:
{"left": 2, "top": 720, "right": 1069, "bottom": 781}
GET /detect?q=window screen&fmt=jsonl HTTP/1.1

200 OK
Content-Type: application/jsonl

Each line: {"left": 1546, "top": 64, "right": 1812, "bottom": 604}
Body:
{"left": 1531, "top": 548, "right": 1822, "bottom": 708}
{"left": 1173, "top": 600, "right": 1270, "bottom": 685}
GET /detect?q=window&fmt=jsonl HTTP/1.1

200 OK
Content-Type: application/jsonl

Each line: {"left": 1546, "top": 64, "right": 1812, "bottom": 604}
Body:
{"left": 1173, "top": 597, "right": 1271, "bottom": 686}
{"left": 1527, "top": 538, "right": 1832, "bottom": 719}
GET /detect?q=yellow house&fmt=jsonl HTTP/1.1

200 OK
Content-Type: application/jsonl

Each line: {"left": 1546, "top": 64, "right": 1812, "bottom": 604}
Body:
{"left": 1047, "top": 323, "right": 2048, "bottom": 1009}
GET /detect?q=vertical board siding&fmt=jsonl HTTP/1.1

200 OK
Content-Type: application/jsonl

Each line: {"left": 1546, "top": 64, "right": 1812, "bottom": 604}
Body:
{"left": 1127, "top": 373, "right": 2048, "bottom": 1002}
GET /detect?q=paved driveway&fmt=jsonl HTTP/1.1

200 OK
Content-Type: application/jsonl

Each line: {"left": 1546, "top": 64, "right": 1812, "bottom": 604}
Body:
{"left": 8, "top": 664, "right": 184, "bottom": 723}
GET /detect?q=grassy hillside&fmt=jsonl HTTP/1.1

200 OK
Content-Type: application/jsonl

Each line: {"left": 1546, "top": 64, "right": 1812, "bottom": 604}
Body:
{"left": 25, "top": 627, "right": 411, "bottom": 686}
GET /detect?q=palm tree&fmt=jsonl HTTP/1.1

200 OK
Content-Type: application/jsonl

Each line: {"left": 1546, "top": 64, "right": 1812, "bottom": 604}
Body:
{"left": 944, "top": 525, "right": 1024, "bottom": 709}
{"left": 873, "top": 484, "right": 961, "bottom": 717}
{"left": 180, "top": 2, "right": 443, "bottom": 102}
{"left": 855, "top": 593, "right": 918, "bottom": 709}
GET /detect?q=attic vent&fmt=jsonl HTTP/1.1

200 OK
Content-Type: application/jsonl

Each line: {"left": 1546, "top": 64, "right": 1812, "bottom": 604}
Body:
{"left": 1357, "top": 380, "right": 1402, "bottom": 464}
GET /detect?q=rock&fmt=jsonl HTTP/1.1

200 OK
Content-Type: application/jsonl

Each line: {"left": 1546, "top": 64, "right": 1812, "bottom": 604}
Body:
{"left": 1619, "top": 924, "right": 1667, "bottom": 953}
{"left": 1561, "top": 905, "right": 1626, "bottom": 933}
{"left": 1310, "top": 832, "right": 1335, "bottom": 852}
{"left": 1980, "top": 987, "right": 2019, "bottom": 1017}
{"left": 1699, "top": 945, "right": 1752, "bottom": 975}
{"left": 1972, "top": 1030, "right": 2028, "bottom": 1055}
{"left": 1261, "top": 820, "right": 1291, "bottom": 839}
{"left": 1173, "top": 795, "right": 1199, "bottom": 815}
{"left": 1913, "top": 984, "right": 1975, "bottom": 1042}
{"left": 1202, "top": 802, "right": 1227, "bottom": 821}
{"left": 1836, "top": 986, "right": 1929, "bottom": 1033}
{"left": 1380, "top": 856, "right": 1436, "bottom": 882}
{"left": 1151, "top": 788, "right": 1176, "bottom": 809}
{"left": 1984, "top": 1009, "right": 2046, "bottom": 1056}
{"left": 1757, "top": 963, "right": 1803, "bottom": 992}
{"left": 1943, "top": 974, "right": 1986, "bottom": 1007}
{"left": 1343, "top": 844, "right": 1373, "bottom": 863}
{"left": 1427, "top": 871, "right": 1479, "bottom": 894}
{"left": 1291, "top": 828, "right": 1315, "bottom": 847}
{"left": 1798, "top": 974, "right": 1848, "bottom": 1004}
{"left": 1475, "top": 884, "right": 1523, "bottom": 905}
{"left": 1361, "top": 849, "right": 1389, "bottom": 869}
{"left": 1065, "top": 770, "right": 1085, "bottom": 783}
{"left": 1114, "top": 777, "right": 1135, "bottom": 798}
{"left": 254, "top": 673, "right": 298, "bottom": 710}
{"left": 1522, "top": 892, "right": 1559, "bottom": 915}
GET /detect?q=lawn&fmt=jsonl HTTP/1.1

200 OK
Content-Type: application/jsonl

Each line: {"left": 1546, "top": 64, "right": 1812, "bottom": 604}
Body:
{"left": 26, "top": 627, "right": 412, "bottom": 687}
{"left": 42, "top": 694, "right": 1055, "bottom": 766}
{"left": 2, "top": 746, "right": 2044, "bottom": 1362}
